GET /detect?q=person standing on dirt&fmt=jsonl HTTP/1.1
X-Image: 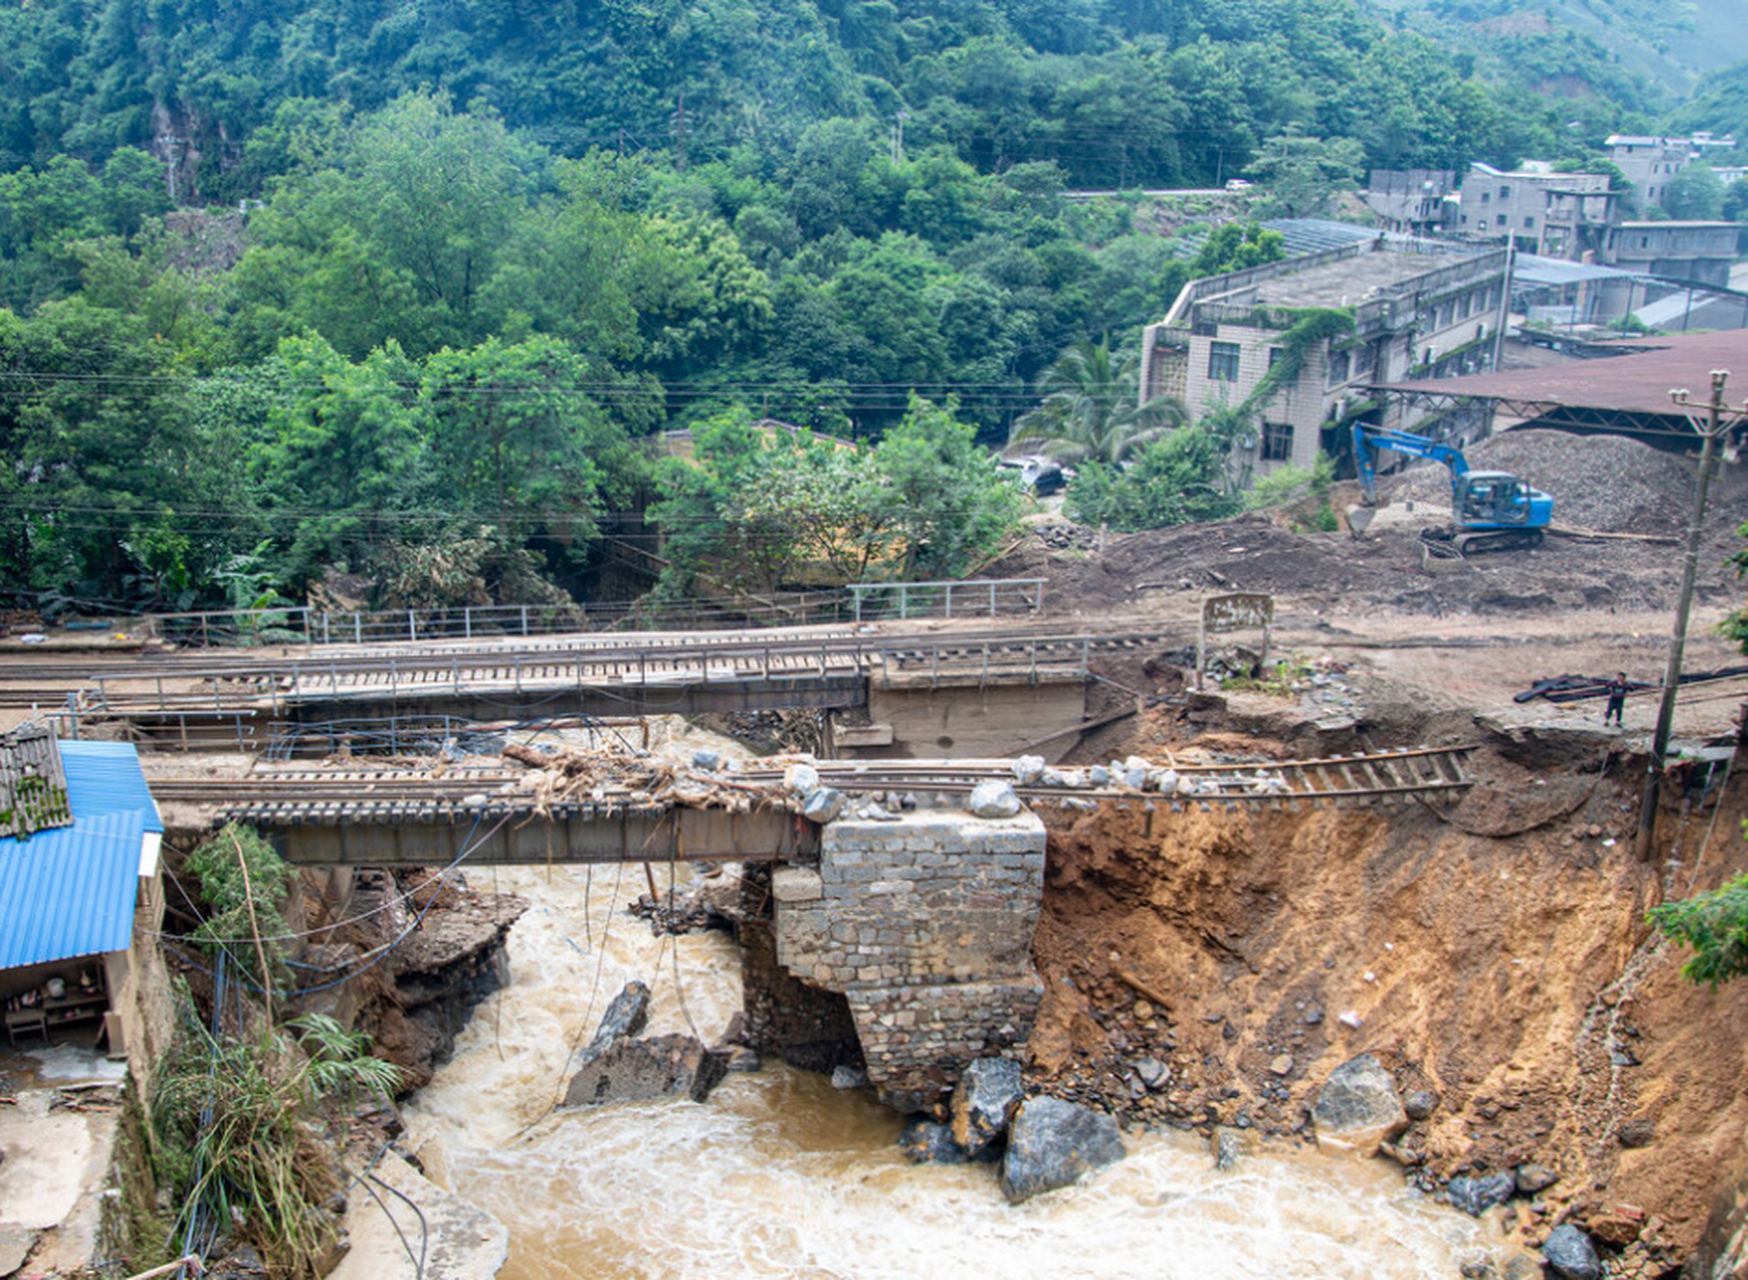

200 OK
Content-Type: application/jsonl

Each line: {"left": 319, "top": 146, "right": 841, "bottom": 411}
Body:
{"left": 1605, "top": 672, "right": 1630, "bottom": 727}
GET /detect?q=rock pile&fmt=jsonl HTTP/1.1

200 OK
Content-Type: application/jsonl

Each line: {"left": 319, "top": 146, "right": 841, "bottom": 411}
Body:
{"left": 897, "top": 1056, "right": 1127, "bottom": 1204}
{"left": 1031, "top": 522, "right": 1101, "bottom": 552}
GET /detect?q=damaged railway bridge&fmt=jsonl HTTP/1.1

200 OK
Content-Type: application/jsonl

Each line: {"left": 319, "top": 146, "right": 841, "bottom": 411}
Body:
{"left": 157, "top": 746, "right": 1475, "bottom": 1111}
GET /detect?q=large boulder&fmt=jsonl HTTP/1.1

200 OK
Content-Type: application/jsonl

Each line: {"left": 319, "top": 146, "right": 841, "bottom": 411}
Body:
{"left": 576, "top": 981, "right": 651, "bottom": 1066}
{"left": 562, "top": 1033, "right": 729, "bottom": 1108}
{"left": 898, "top": 1119, "right": 971, "bottom": 1165}
{"left": 969, "top": 780, "right": 1022, "bottom": 819}
{"left": 998, "top": 1098, "right": 1126, "bottom": 1204}
{"left": 1312, "top": 1054, "right": 1408, "bottom": 1157}
{"left": 950, "top": 1057, "right": 1024, "bottom": 1155}
{"left": 1541, "top": 1224, "right": 1602, "bottom": 1280}
{"left": 1446, "top": 1171, "right": 1517, "bottom": 1217}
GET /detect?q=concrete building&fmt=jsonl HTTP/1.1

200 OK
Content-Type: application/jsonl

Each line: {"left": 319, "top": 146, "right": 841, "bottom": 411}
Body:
{"left": 1139, "top": 239, "right": 1510, "bottom": 480}
{"left": 1454, "top": 163, "right": 1616, "bottom": 256}
{"left": 1362, "top": 169, "right": 1458, "bottom": 237}
{"left": 1606, "top": 134, "right": 1741, "bottom": 212}
{"left": 1605, "top": 136, "right": 1694, "bottom": 212}
{"left": 1603, "top": 221, "right": 1741, "bottom": 288}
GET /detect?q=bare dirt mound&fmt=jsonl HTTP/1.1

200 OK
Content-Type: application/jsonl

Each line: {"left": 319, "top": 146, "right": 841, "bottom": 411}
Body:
{"left": 984, "top": 429, "right": 1748, "bottom": 621}
{"left": 1391, "top": 428, "right": 1706, "bottom": 535}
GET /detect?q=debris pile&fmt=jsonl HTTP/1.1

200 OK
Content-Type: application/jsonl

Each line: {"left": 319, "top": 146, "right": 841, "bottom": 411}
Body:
{"left": 1389, "top": 429, "right": 1698, "bottom": 535}
{"left": 499, "top": 741, "right": 780, "bottom": 816}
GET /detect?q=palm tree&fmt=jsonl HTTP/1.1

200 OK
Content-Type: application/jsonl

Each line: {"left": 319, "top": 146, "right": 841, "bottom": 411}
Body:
{"left": 1007, "top": 338, "right": 1185, "bottom": 466}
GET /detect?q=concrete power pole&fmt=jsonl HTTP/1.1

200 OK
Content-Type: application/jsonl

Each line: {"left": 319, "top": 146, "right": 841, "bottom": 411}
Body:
{"left": 1634, "top": 369, "right": 1744, "bottom": 858}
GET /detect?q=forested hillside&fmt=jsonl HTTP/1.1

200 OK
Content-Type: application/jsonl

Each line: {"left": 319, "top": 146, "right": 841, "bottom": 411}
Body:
{"left": 0, "top": 0, "right": 1711, "bottom": 615}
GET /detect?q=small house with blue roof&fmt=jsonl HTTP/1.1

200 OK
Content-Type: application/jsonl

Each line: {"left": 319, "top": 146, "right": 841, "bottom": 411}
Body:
{"left": 0, "top": 727, "right": 163, "bottom": 1052}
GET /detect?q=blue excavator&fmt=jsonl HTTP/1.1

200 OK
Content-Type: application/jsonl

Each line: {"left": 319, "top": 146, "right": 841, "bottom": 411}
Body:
{"left": 1351, "top": 424, "right": 1554, "bottom": 554}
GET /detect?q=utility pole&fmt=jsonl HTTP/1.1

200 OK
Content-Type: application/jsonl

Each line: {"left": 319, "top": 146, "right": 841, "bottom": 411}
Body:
{"left": 673, "top": 93, "right": 689, "bottom": 173}
{"left": 1635, "top": 369, "right": 1743, "bottom": 859}
{"left": 892, "top": 110, "right": 909, "bottom": 165}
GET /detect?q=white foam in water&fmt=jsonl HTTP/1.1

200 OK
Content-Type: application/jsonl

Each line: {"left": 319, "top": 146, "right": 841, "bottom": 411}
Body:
{"left": 403, "top": 866, "right": 1495, "bottom": 1280}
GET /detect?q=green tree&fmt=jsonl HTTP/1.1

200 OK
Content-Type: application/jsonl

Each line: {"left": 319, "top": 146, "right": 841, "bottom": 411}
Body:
{"left": 421, "top": 335, "right": 643, "bottom": 553}
{"left": 246, "top": 334, "right": 431, "bottom": 587}
{"left": 874, "top": 395, "right": 1023, "bottom": 578}
{"left": 1008, "top": 338, "right": 1183, "bottom": 465}
{"left": 1663, "top": 164, "right": 1727, "bottom": 221}
{"left": 1243, "top": 129, "right": 1366, "bottom": 218}
{"left": 648, "top": 410, "right": 808, "bottom": 598}
{"left": 0, "top": 298, "right": 199, "bottom": 601}
{"left": 1724, "top": 179, "right": 1748, "bottom": 224}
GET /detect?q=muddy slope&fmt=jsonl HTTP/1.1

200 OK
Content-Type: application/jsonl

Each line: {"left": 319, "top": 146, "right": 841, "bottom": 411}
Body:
{"left": 1029, "top": 727, "right": 1748, "bottom": 1267}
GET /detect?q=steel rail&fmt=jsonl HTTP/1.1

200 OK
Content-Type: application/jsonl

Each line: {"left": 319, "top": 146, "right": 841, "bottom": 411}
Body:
{"left": 150, "top": 746, "right": 1474, "bottom": 816}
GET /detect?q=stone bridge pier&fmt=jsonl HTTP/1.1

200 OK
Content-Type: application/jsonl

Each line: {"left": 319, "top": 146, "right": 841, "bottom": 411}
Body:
{"left": 765, "top": 806, "right": 1047, "bottom": 1114}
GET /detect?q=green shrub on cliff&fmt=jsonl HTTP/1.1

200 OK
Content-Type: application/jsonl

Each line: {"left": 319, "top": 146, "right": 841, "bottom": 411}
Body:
{"left": 1647, "top": 872, "right": 1748, "bottom": 988}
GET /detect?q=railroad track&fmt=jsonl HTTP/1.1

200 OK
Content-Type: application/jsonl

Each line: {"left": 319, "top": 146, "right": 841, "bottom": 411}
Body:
{"left": 150, "top": 746, "right": 1474, "bottom": 826}
{"left": 33, "top": 625, "right": 1188, "bottom": 717}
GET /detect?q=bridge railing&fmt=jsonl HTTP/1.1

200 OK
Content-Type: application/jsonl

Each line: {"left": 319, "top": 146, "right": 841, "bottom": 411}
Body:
{"left": 126, "top": 579, "right": 1049, "bottom": 647}
{"left": 144, "top": 593, "right": 847, "bottom": 648}
{"left": 847, "top": 579, "right": 1045, "bottom": 622}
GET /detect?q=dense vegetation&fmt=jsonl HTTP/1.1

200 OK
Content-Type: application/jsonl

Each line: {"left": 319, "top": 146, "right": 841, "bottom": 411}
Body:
{"left": 0, "top": 0, "right": 1727, "bottom": 613}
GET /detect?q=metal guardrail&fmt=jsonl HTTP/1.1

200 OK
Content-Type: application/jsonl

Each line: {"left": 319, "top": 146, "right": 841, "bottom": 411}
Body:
{"left": 117, "top": 580, "right": 1049, "bottom": 648}
{"left": 848, "top": 579, "right": 1045, "bottom": 622}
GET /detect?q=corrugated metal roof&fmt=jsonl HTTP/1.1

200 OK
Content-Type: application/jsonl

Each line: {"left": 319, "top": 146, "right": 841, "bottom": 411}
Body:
{"left": 1375, "top": 328, "right": 1748, "bottom": 419}
{"left": 0, "top": 740, "right": 161, "bottom": 969}
{"left": 0, "top": 810, "right": 149, "bottom": 967}
{"left": 59, "top": 741, "right": 163, "bottom": 832}
{"left": 1514, "top": 255, "right": 1633, "bottom": 287}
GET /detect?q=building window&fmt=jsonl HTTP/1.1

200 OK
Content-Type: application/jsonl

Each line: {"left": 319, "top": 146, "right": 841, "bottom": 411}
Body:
{"left": 1640, "top": 236, "right": 1650, "bottom": 249}
{"left": 1523, "top": 215, "right": 1535, "bottom": 228}
{"left": 1500, "top": 185, "right": 1512, "bottom": 198}
{"left": 1267, "top": 346, "right": 1285, "bottom": 368}
{"left": 1261, "top": 421, "right": 1294, "bottom": 462}
{"left": 1439, "top": 302, "right": 1455, "bottom": 327}
{"left": 1325, "top": 349, "right": 1351, "bottom": 386}
{"left": 1208, "top": 341, "right": 1240, "bottom": 382}
{"left": 1481, "top": 192, "right": 1491, "bottom": 204}
{"left": 1478, "top": 217, "right": 1489, "bottom": 230}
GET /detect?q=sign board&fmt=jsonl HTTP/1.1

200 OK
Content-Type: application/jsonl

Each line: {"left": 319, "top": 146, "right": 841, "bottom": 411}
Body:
{"left": 1196, "top": 592, "right": 1275, "bottom": 690}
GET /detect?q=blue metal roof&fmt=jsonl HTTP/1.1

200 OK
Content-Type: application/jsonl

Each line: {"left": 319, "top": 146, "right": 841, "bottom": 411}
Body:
{"left": 59, "top": 741, "right": 163, "bottom": 831}
{"left": 0, "top": 740, "right": 161, "bottom": 969}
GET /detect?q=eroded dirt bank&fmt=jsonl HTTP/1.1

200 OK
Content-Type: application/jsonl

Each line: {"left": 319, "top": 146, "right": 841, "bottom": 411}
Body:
{"left": 1028, "top": 714, "right": 1748, "bottom": 1273}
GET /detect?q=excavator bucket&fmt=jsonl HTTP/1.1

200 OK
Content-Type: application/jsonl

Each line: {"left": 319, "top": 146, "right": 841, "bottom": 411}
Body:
{"left": 1345, "top": 505, "right": 1376, "bottom": 538}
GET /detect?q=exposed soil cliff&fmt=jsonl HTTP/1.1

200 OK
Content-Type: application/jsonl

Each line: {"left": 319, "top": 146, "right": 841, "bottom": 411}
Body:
{"left": 1029, "top": 711, "right": 1748, "bottom": 1272}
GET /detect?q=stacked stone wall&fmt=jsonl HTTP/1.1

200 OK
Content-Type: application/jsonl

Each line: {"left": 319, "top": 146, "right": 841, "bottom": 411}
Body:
{"left": 772, "top": 810, "right": 1046, "bottom": 1112}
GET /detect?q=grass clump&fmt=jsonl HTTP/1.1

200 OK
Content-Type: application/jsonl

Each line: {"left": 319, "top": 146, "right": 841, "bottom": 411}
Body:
{"left": 151, "top": 1009, "right": 403, "bottom": 1278}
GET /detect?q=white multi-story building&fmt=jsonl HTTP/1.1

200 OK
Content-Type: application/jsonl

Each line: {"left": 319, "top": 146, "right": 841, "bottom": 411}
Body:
{"left": 1138, "top": 239, "right": 1509, "bottom": 480}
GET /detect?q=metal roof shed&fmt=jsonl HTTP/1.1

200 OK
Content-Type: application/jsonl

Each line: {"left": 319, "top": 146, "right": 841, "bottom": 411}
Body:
{"left": 0, "top": 740, "right": 163, "bottom": 971}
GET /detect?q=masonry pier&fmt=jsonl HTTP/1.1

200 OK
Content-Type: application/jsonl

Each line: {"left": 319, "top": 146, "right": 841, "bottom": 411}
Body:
{"left": 766, "top": 807, "right": 1048, "bottom": 1113}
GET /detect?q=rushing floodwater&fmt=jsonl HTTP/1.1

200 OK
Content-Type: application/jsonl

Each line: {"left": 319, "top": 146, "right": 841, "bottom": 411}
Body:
{"left": 401, "top": 862, "right": 1495, "bottom": 1280}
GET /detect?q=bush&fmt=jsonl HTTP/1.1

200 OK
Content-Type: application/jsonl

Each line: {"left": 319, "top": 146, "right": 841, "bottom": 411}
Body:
{"left": 184, "top": 824, "right": 293, "bottom": 991}
{"left": 152, "top": 1010, "right": 403, "bottom": 1277}
{"left": 1647, "top": 873, "right": 1748, "bottom": 988}
{"left": 1063, "top": 428, "right": 1240, "bottom": 532}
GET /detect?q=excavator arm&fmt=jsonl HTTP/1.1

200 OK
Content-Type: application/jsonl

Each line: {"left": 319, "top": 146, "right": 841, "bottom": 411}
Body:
{"left": 1351, "top": 424, "right": 1469, "bottom": 511}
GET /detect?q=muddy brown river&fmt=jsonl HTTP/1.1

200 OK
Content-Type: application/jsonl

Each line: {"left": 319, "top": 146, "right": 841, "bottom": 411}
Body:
{"left": 400, "top": 863, "right": 1495, "bottom": 1279}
